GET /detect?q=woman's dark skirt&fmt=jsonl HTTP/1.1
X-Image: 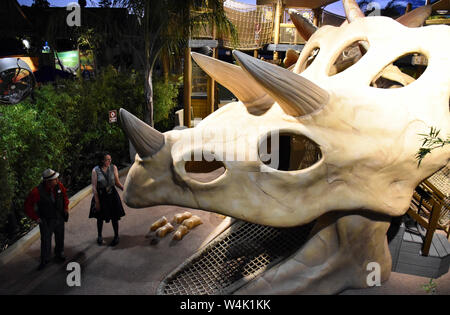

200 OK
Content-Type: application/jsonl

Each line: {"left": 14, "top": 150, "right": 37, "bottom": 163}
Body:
{"left": 89, "top": 187, "right": 125, "bottom": 222}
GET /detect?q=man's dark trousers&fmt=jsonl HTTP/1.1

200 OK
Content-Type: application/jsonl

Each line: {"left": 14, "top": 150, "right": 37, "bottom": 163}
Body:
{"left": 39, "top": 217, "right": 64, "bottom": 263}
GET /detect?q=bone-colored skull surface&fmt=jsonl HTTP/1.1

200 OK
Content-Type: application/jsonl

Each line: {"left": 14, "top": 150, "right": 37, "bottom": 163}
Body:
{"left": 119, "top": 2, "right": 450, "bottom": 294}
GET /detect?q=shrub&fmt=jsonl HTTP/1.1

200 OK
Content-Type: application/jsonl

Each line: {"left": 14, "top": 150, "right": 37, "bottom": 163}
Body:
{"left": 0, "top": 150, "right": 15, "bottom": 231}
{"left": 51, "top": 67, "right": 146, "bottom": 190}
{"left": 153, "top": 77, "right": 181, "bottom": 131}
{"left": 0, "top": 103, "right": 69, "bottom": 225}
{"left": 0, "top": 66, "right": 152, "bottom": 234}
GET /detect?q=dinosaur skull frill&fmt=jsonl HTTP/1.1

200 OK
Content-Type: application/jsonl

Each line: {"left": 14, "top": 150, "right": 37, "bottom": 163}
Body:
{"left": 119, "top": 3, "right": 450, "bottom": 294}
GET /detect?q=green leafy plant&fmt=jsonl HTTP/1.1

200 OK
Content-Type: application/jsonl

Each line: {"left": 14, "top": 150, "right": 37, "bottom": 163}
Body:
{"left": 0, "top": 103, "right": 69, "bottom": 224}
{"left": 421, "top": 278, "right": 437, "bottom": 294}
{"left": 0, "top": 67, "right": 148, "bottom": 240}
{"left": 416, "top": 127, "right": 449, "bottom": 167}
{"left": 0, "top": 149, "right": 15, "bottom": 231}
{"left": 153, "top": 77, "right": 180, "bottom": 130}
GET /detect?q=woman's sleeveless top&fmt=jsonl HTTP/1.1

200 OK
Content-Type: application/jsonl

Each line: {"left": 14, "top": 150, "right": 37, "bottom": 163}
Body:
{"left": 94, "top": 165, "right": 115, "bottom": 193}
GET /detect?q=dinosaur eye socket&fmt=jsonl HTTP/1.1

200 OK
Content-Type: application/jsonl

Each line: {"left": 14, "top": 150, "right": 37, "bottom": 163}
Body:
{"left": 299, "top": 47, "right": 320, "bottom": 73}
{"left": 185, "top": 158, "right": 226, "bottom": 183}
{"left": 328, "top": 40, "right": 369, "bottom": 76}
{"left": 370, "top": 53, "right": 427, "bottom": 89}
{"left": 258, "top": 132, "right": 322, "bottom": 171}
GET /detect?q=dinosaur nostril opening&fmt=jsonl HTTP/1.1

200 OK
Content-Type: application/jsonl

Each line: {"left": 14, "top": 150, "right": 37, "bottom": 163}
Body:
{"left": 370, "top": 53, "right": 427, "bottom": 89}
{"left": 185, "top": 159, "right": 226, "bottom": 183}
{"left": 258, "top": 132, "right": 322, "bottom": 171}
{"left": 328, "top": 40, "right": 369, "bottom": 76}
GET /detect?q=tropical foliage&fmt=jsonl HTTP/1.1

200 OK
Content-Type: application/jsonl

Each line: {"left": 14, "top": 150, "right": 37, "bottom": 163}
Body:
{"left": 416, "top": 127, "right": 450, "bottom": 167}
{"left": 112, "top": 0, "right": 236, "bottom": 126}
{"left": 0, "top": 67, "right": 180, "bottom": 245}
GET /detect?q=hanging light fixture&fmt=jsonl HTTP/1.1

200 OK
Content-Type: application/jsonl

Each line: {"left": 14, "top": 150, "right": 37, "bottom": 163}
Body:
{"left": 0, "top": 58, "right": 36, "bottom": 105}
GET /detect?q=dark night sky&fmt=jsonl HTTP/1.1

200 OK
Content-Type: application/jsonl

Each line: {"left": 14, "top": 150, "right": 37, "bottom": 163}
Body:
{"left": 18, "top": 0, "right": 97, "bottom": 6}
{"left": 16, "top": 0, "right": 431, "bottom": 17}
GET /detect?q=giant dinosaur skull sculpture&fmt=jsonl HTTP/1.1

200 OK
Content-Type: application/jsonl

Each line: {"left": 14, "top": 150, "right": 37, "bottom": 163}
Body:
{"left": 120, "top": 1, "right": 450, "bottom": 294}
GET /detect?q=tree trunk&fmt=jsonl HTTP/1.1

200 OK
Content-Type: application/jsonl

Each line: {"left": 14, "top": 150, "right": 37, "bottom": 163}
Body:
{"left": 162, "top": 52, "right": 169, "bottom": 84}
{"left": 143, "top": 0, "right": 154, "bottom": 127}
{"left": 145, "top": 68, "right": 154, "bottom": 127}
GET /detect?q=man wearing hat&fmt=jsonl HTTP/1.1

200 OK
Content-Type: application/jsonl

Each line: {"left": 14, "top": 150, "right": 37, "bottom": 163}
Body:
{"left": 25, "top": 169, "right": 69, "bottom": 270}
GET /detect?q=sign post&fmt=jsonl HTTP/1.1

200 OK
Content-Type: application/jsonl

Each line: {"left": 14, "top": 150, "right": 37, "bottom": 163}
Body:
{"left": 109, "top": 110, "right": 117, "bottom": 123}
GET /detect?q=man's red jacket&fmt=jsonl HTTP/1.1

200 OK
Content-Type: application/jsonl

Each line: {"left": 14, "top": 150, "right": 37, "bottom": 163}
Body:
{"left": 24, "top": 181, "right": 69, "bottom": 221}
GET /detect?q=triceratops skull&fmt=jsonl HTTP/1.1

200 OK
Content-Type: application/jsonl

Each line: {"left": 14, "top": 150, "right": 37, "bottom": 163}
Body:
{"left": 120, "top": 0, "right": 450, "bottom": 294}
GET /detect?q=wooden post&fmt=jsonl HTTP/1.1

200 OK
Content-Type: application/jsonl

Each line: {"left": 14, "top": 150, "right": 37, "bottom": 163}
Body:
{"left": 313, "top": 8, "right": 322, "bottom": 27}
{"left": 405, "top": 3, "right": 412, "bottom": 13}
{"left": 273, "top": 0, "right": 283, "bottom": 61}
{"left": 422, "top": 198, "right": 442, "bottom": 256}
{"left": 183, "top": 47, "right": 192, "bottom": 128}
{"left": 207, "top": 25, "right": 217, "bottom": 116}
{"left": 293, "top": 25, "right": 299, "bottom": 44}
{"left": 207, "top": 64, "right": 215, "bottom": 115}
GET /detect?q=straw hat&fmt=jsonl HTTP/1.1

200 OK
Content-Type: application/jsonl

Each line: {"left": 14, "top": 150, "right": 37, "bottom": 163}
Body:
{"left": 42, "top": 169, "right": 59, "bottom": 181}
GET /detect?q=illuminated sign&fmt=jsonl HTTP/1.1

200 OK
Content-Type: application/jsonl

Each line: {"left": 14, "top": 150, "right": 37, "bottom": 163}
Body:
{"left": 55, "top": 50, "right": 79, "bottom": 75}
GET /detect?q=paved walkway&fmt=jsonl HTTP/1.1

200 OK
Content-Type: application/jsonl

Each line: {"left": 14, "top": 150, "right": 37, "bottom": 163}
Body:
{"left": 0, "top": 176, "right": 226, "bottom": 295}
{"left": 0, "top": 175, "right": 449, "bottom": 295}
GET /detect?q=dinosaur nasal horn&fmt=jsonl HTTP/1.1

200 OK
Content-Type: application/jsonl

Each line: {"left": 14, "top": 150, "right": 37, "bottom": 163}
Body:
{"left": 119, "top": 108, "right": 165, "bottom": 158}
{"left": 396, "top": 5, "right": 432, "bottom": 27}
{"left": 290, "top": 12, "right": 317, "bottom": 41}
{"left": 191, "top": 52, "right": 274, "bottom": 112}
{"left": 342, "top": 0, "right": 365, "bottom": 23}
{"left": 232, "top": 50, "right": 329, "bottom": 117}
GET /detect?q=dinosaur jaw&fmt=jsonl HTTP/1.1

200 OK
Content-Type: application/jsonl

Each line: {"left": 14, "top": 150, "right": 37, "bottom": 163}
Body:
{"left": 157, "top": 211, "right": 392, "bottom": 295}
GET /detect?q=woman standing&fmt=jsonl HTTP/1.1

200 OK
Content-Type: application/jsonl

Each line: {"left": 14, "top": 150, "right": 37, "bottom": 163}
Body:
{"left": 89, "top": 152, "right": 125, "bottom": 246}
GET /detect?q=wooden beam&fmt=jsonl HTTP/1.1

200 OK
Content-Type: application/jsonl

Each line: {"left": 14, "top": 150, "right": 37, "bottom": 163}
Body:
{"left": 258, "top": 0, "right": 339, "bottom": 9}
{"left": 266, "top": 44, "right": 304, "bottom": 51}
{"left": 183, "top": 47, "right": 192, "bottom": 128}
{"left": 407, "top": 208, "right": 430, "bottom": 228}
{"left": 422, "top": 199, "right": 442, "bottom": 256}
{"left": 273, "top": 0, "right": 283, "bottom": 61}
{"left": 188, "top": 39, "right": 219, "bottom": 48}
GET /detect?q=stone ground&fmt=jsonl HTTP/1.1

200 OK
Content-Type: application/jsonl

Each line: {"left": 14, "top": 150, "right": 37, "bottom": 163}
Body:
{"left": 0, "top": 176, "right": 449, "bottom": 295}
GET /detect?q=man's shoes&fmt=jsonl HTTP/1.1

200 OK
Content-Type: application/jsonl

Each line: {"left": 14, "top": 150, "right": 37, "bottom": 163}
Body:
{"left": 109, "top": 236, "right": 119, "bottom": 247}
{"left": 97, "top": 236, "right": 104, "bottom": 245}
{"left": 54, "top": 254, "right": 66, "bottom": 263}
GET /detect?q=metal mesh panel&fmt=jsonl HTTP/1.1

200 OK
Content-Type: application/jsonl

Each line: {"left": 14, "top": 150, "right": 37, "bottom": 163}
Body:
{"left": 157, "top": 220, "right": 313, "bottom": 295}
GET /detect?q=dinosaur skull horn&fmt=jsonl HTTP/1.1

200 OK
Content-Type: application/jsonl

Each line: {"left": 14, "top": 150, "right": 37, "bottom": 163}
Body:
{"left": 232, "top": 50, "right": 329, "bottom": 116}
{"left": 342, "top": 0, "right": 365, "bottom": 23}
{"left": 290, "top": 11, "right": 317, "bottom": 41}
{"left": 396, "top": 5, "right": 432, "bottom": 27}
{"left": 191, "top": 52, "right": 274, "bottom": 113}
{"left": 119, "top": 108, "right": 164, "bottom": 158}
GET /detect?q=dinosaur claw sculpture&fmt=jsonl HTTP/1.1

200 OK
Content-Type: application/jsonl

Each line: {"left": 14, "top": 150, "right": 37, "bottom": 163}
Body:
{"left": 120, "top": 2, "right": 450, "bottom": 294}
